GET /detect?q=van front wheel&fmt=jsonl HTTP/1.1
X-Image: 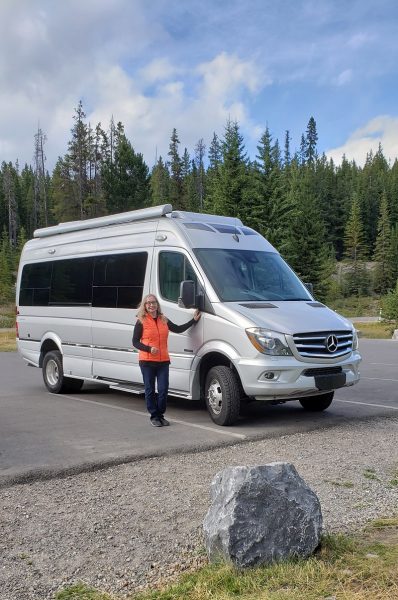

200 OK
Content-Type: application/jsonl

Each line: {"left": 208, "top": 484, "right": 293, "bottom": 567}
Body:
{"left": 299, "top": 392, "right": 334, "bottom": 411}
{"left": 42, "top": 350, "right": 83, "bottom": 394}
{"left": 205, "top": 366, "right": 240, "bottom": 426}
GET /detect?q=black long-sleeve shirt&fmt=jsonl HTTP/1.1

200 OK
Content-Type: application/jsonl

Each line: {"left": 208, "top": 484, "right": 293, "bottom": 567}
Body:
{"left": 133, "top": 316, "right": 196, "bottom": 365}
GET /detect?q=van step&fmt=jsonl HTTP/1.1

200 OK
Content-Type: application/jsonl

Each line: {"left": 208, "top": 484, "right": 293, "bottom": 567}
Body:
{"left": 109, "top": 383, "right": 145, "bottom": 395}
{"left": 109, "top": 382, "right": 192, "bottom": 399}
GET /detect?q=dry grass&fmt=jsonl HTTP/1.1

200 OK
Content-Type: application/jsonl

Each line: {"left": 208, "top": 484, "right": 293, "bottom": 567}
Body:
{"left": 353, "top": 321, "right": 396, "bottom": 339}
{"left": 0, "top": 329, "right": 16, "bottom": 351}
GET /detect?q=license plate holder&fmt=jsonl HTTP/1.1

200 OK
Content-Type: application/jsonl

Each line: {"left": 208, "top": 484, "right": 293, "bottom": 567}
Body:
{"left": 315, "top": 372, "right": 346, "bottom": 391}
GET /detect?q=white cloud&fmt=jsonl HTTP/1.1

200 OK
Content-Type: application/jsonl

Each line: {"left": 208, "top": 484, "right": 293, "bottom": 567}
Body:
{"left": 86, "top": 52, "right": 263, "bottom": 165}
{"left": 197, "top": 52, "right": 264, "bottom": 97}
{"left": 326, "top": 116, "right": 398, "bottom": 166}
{"left": 334, "top": 69, "right": 353, "bottom": 86}
{"left": 139, "top": 58, "right": 181, "bottom": 84}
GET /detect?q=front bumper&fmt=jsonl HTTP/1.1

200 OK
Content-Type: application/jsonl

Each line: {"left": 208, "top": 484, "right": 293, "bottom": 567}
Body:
{"left": 235, "top": 351, "right": 361, "bottom": 401}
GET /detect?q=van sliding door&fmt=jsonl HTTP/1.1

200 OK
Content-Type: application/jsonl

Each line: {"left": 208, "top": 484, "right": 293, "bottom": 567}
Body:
{"left": 91, "top": 250, "right": 151, "bottom": 384}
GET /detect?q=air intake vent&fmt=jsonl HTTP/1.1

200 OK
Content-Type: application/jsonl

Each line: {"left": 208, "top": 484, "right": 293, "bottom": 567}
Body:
{"left": 303, "top": 367, "right": 343, "bottom": 377}
{"left": 239, "top": 303, "right": 277, "bottom": 309}
{"left": 293, "top": 330, "right": 353, "bottom": 359}
{"left": 307, "top": 302, "right": 325, "bottom": 308}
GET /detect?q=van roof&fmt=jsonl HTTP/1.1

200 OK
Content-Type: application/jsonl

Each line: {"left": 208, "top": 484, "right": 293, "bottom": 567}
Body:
{"left": 33, "top": 204, "right": 245, "bottom": 239}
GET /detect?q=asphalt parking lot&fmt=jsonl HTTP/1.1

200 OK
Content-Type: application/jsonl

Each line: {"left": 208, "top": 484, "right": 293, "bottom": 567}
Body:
{"left": 1, "top": 338, "right": 397, "bottom": 486}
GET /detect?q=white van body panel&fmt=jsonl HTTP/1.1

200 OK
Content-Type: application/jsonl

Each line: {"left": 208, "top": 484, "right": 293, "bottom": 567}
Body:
{"left": 16, "top": 204, "right": 361, "bottom": 419}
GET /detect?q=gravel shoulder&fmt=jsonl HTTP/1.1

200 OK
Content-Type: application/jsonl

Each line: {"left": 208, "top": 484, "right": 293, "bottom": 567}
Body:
{"left": 1, "top": 416, "right": 398, "bottom": 600}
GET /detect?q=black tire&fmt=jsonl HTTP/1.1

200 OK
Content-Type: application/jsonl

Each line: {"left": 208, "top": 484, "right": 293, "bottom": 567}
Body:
{"left": 299, "top": 392, "right": 334, "bottom": 412}
{"left": 42, "top": 350, "right": 83, "bottom": 394}
{"left": 205, "top": 366, "right": 240, "bottom": 426}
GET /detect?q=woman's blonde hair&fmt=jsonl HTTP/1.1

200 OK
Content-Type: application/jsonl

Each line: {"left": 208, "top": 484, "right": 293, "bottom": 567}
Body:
{"left": 136, "top": 293, "right": 167, "bottom": 323}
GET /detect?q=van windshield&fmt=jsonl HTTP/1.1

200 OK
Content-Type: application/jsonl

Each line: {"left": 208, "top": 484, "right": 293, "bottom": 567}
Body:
{"left": 194, "top": 249, "right": 312, "bottom": 302}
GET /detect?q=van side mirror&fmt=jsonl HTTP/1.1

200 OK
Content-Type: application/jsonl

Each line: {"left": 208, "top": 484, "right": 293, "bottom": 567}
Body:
{"left": 304, "top": 282, "right": 314, "bottom": 296}
{"left": 178, "top": 280, "right": 196, "bottom": 308}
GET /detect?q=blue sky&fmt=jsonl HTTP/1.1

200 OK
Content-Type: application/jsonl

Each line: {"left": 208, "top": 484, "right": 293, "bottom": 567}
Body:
{"left": 1, "top": 0, "right": 398, "bottom": 171}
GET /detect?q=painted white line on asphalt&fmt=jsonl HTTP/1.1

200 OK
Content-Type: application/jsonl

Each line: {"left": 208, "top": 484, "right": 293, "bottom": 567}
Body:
{"left": 369, "top": 363, "right": 397, "bottom": 366}
{"left": 336, "top": 398, "right": 398, "bottom": 411}
{"left": 56, "top": 393, "right": 246, "bottom": 440}
{"left": 361, "top": 376, "right": 398, "bottom": 382}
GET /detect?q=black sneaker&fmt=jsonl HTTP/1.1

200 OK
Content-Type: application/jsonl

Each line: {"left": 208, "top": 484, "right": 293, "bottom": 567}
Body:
{"left": 150, "top": 417, "right": 162, "bottom": 427}
{"left": 159, "top": 416, "right": 170, "bottom": 426}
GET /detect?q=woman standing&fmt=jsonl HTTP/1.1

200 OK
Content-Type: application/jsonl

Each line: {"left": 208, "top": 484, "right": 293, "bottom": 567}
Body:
{"left": 133, "top": 293, "right": 201, "bottom": 427}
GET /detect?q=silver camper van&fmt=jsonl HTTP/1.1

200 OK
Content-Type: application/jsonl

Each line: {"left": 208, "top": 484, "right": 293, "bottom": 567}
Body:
{"left": 16, "top": 204, "right": 361, "bottom": 425}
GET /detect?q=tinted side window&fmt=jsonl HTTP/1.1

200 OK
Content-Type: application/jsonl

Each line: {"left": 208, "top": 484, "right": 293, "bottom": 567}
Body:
{"left": 19, "top": 262, "right": 52, "bottom": 306}
{"left": 50, "top": 258, "right": 94, "bottom": 305}
{"left": 93, "top": 252, "right": 148, "bottom": 309}
{"left": 159, "top": 252, "right": 198, "bottom": 302}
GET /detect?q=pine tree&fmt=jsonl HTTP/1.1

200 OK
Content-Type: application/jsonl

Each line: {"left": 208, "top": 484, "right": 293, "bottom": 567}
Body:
{"left": 194, "top": 138, "right": 206, "bottom": 211}
{"left": 389, "top": 224, "right": 398, "bottom": 288}
{"left": 207, "top": 119, "right": 248, "bottom": 218}
{"left": 343, "top": 192, "right": 369, "bottom": 296}
{"left": 66, "top": 100, "right": 89, "bottom": 218}
{"left": 373, "top": 191, "right": 393, "bottom": 293}
{"left": 248, "top": 126, "right": 286, "bottom": 245}
{"left": 334, "top": 155, "right": 360, "bottom": 259}
{"left": 51, "top": 157, "right": 79, "bottom": 222}
{"left": 150, "top": 157, "right": 170, "bottom": 205}
{"left": 0, "top": 229, "right": 13, "bottom": 303}
{"left": 283, "top": 130, "right": 291, "bottom": 167}
{"left": 2, "top": 163, "right": 18, "bottom": 248}
{"left": 102, "top": 122, "right": 150, "bottom": 213}
{"left": 168, "top": 128, "right": 184, "bottom": 209}
{"left": 281, "top": 165, "right": 331, "bottom": 299}
{"left": 359, "top": 145, "right": 389, "bottom": 251}
{"left": 205, "top": 133, "right": 222, "bottom": 213}
{"left": 305, "top": 116, "right": 318, "bottom": 165}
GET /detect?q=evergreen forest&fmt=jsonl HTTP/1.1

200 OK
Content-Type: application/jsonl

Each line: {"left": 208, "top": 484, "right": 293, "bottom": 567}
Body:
{"left": 1, "top": 101, "right": 398, "bottom": 315}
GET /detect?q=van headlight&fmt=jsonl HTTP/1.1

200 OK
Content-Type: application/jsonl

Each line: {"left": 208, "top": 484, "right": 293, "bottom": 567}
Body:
{"left": 246, "top": 328, "right": 292, "bottom": 356}
{"left": 352, "top": 328, "right": 359, "bottom": 350}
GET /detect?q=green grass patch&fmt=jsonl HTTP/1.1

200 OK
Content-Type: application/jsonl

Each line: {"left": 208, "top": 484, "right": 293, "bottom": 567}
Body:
{"left": 363, "top": 468, "right": 380, "bottom": 481}
{"left": 0, "top": 302, "right": 15, "bottom": 328}
{"left": 328, "top": 296, "right": 381, "bottom": 318}
{"left": 55, "top": 520, "right": 398, "bottom": 600}
{"left": 56, "top": 583, "right": 114, "bottom": 599}
{"left": 0, "top": 330, "right": 16, "bottom": 351}
{"left": 324, "top": 479, "right": 355, "bottom": 488}
{"left": 352, "top": 321, "right": 396, "bottom": 339}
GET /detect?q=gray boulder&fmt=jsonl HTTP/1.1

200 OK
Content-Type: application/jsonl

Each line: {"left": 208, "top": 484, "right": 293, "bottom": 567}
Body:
{"left": 203, "top": 462, "right": 322, "bottom": 568}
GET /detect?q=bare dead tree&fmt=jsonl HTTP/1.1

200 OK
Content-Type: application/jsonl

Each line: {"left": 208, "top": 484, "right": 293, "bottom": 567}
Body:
{"left": 194, "top": 138, "right": 206, "bottom": 210}
{"left": 34, "top": 126, "right": 48, "bottom": 226}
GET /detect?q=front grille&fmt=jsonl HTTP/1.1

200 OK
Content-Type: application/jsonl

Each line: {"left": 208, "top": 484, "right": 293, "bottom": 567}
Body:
{"left": 303, "top": 367, "right": 343, "bottom": 377}
{"left": 293, "top": 330, "right": 353, "bottom": 359}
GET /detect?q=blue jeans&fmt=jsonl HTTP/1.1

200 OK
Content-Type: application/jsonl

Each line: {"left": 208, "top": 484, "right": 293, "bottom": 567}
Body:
{"left": 140, "top": 363, "right": 169, "bottom": 418}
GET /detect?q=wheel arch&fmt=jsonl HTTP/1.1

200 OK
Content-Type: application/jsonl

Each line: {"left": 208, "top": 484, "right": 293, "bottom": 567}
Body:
{"left": 39, "top": 334, "right": 62, "bottom": 368}
{"left": 191, "top": 350, "right": 242, "bottom": 401}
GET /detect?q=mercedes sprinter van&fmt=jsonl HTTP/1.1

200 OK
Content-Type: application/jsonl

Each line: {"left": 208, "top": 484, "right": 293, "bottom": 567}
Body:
{"left": 16, "top": 204, "right": 361, "bottom": 425}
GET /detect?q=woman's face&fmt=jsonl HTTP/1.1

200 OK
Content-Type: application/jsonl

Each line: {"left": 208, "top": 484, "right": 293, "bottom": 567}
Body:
{"left": 145, "top": 296, "right": 158, "bottom": 317}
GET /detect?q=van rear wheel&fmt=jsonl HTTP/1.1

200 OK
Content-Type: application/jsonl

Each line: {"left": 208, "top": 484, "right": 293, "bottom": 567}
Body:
{"left": 205, "top": 366, "right": 240, "bottom": 426}
{"left": 42, "top": 350, "right": 83, "bottom": 394}
{"left": 299, "top": 392, "right": 334, "bottom": 412}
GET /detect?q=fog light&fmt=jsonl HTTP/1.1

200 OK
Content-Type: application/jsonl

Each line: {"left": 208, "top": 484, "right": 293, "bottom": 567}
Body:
{"left": 264, "top": 371, "right": 275, "bottom": 380}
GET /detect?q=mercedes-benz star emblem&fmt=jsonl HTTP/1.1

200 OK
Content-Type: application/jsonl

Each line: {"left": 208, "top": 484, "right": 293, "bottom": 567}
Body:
{"left": 326, "top": 334, "right": 338, "bottom": 353}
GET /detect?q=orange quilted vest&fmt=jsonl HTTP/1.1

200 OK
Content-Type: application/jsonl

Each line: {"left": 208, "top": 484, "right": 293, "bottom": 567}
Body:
{"left": 138, "top": 315, "right": 170, "bottom": 362}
